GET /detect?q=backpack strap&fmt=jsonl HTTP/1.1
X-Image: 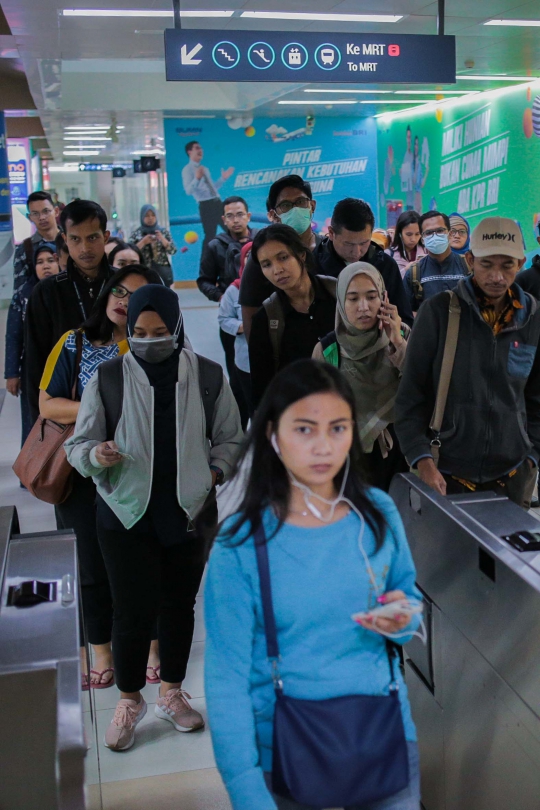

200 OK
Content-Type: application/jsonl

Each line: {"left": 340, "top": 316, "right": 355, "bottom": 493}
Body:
{"left": 429, "top": 290, "right": 461, "bottom": 466}
{"left": 97, "top": 356, "right": 125, "bottom": 439}
{"left": 410, "top": 258, "right": 426, "bottom": 302}
{"left": 263, "top": 292, "right": 286, "bottom": 373}
{"left": 196, "top": 354, "right": 224, "bottom": 440}
{"left": 460, "top": 253, "right": 472, "bottom": 276}
{"left": 23, "top": 237, "right": 34, "bottom": 275}
{"left": 317, "top": 275, "right": 337, "bottom": 299}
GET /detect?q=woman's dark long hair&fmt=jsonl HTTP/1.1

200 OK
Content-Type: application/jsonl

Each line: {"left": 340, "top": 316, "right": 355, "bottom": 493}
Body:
{"left": 81, "top": 264, "right": 162, "bottom": 344}
{"left": 109, "top": 240, "right": 145, "bottom": 268}
{"left": 221, "top": 359, "right": 387, "bottom": 551}
{"left": 251, "top": 223, "right": 315, "bottom": 276}
{"left": 390, "top": 210, "right": 422, "bottom": 260}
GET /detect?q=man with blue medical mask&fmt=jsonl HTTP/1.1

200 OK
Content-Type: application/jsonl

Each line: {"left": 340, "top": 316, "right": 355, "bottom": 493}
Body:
{"left": 403, "top": 210, "right": 470, "bottom": 313}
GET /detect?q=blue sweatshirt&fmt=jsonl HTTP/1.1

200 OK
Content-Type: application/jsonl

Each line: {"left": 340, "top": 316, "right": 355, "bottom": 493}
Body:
{"left": 204, "top": 489, "right": 421, "bottom": 810}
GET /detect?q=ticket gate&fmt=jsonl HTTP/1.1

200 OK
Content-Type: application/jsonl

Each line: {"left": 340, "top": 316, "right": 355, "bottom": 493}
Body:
{"left": 390, "top": 474, "right": 540, "bottom": 810}
{"left": 0, "top": 506, "right": 85, "bottom": 810}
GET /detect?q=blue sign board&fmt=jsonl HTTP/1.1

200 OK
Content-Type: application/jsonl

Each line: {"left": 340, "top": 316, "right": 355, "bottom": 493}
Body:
{"left": 78, "top": 163, "right": 131, "bottom": 171}
{"left": 165, "top": 30, "right": 456, "bottom": 84}
{"left": 0, "top": 114, "right": 11, "bottom": 233}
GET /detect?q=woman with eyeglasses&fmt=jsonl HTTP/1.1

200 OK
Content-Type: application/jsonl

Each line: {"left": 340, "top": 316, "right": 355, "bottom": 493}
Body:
{"left": 448, "top": 212, "right": 471, "bottom": 260}
{"left": 39, "top": 265, "right": 162, "bottom": 692}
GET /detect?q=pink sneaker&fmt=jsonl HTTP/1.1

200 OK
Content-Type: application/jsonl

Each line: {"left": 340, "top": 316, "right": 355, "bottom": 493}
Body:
{"left": 155, "top": 689, "right": 204, "bottom": 732}
{"left": 104, "top": 697, "right": 147, "bottom": 751}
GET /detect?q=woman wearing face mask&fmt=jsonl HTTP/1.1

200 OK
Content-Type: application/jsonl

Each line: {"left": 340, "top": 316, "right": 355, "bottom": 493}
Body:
{"left": 205, "top": 359, "right": 422, "bottom": 810}
{"left": 5, "top": 243, "right": 60, "bottom": 445}
{"left": 313, "top": 263, "right": 410, "bottom": 492}
{"left": 39, "top": 265, "right": 162, "bottom": 691}
{"left": 129, "top": 205, "right": 177, "bottom": 287}
{"left": 65, "top": 285, "right": 243, "bottom": 752}
{"left": 109, "top": 240, "right": 146, "bottom": 270}
{"left": 249, "top": 224, "right": 336, "bottom": 410}
{"left": 385, "top": 212, "right": 426, "bottom": 278}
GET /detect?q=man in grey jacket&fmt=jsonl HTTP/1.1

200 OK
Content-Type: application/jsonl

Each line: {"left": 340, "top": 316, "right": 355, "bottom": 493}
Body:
{"left": 395, "top": 216, "right": 540, "bottom": 508}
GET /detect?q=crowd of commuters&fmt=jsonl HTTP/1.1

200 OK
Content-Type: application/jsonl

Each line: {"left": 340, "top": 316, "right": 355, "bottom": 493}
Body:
{"left": 3, "top": 176, "right": 540, "bottom": 809}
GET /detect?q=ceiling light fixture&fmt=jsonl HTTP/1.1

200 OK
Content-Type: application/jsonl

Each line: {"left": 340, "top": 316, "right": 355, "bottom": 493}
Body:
{"left": 63, "top": 150, "right": 102, "bottom": 155}
{"left": 64, "top": 125, "right": 124, "bottom": 130}
{"left": 303, "top": 89, "right": 392, "bottom": 94}
{"left": 48, "top": 164, "right": 82, "bottom": 172}
{"left": 63, "top": 136, "right": 112, "bottom": 141}
{"left": 360, "top": 100, "right": 441, "bottom": 104}
{"left": 241, "top": 11, "right": 402, "bottom": 22}
{"left": 394, "top": 90, "right": 475, "bottom": 95}
{"left": 484, "top": 19, "right": 540, "bottom": 27}
{"left": 278, "top": 100, "right": 357, "bottom": 105}
{"left": 62, "top": 8, "right": 234, "bottom": 17}
{"left": 457, "top": 74, "right": 537, "bottom": 81}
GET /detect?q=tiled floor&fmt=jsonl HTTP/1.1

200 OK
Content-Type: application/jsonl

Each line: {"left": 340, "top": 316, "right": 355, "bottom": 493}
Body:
{"left": 0, "top": 293, "right": 233, "bottom": 810}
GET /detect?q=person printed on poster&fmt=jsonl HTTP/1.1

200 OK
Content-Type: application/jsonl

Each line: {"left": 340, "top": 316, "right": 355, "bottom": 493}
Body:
{"left": 181, "top": 140, "right": 235, "bottom": 250}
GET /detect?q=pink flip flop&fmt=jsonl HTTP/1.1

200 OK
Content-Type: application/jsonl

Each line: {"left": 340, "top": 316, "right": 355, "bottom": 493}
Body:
{"left": 89, "top": 667, "right": 115, "bottom": 689}
{"left": 146, "top": 665, "right": 161, "bottom": 685}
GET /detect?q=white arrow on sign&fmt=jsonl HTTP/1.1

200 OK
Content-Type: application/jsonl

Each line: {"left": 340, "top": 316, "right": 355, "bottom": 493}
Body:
{"left": 181, "top": 43, "right": 203, "bottom": 66}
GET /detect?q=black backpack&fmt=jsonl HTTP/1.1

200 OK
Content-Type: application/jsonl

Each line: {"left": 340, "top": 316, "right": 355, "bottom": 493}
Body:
{"left": 97, "top": 353, "right": 223, "bottom": 440}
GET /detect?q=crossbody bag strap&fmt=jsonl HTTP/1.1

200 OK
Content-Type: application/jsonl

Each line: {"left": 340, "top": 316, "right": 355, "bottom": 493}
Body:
{"left": 70, "top": 330, "right": 84, "bottom": 402}
{"left": 429, "top": 290, "right": 461, "bottom": 465}
{"left": 254, "top": 524, "right": 280, "bottom": 662}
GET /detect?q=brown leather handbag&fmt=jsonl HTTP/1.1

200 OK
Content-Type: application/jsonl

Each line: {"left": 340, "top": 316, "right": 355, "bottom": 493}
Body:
{"left": 13, "top": 331, "right": 83, "bottom": 504}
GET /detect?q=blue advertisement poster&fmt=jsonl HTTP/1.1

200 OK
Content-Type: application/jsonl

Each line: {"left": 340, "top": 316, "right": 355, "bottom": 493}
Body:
{"left": 0, "top": 113, "right": 11, "bottom": 232}
{"left": 164, "top": 115, "right": 378, "bottom": 281}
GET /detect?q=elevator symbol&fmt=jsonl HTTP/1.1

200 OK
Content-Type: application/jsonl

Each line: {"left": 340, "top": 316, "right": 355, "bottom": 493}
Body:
{"left": 289, "top": 49, "right": 302, "bottom": 65}
{"left": 281, "top": 43, "right": 308, "bottom": 70}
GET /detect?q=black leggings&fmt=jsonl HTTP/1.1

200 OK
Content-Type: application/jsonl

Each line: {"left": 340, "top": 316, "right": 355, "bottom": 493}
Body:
{"left": 56, "top": 472, "right": 113, "bottom": 646}
{"left": 98, "top": 523, "right": 207, "bottom": 693}
{"left": 220, "top": 328, "right": 249, "bottom": 430}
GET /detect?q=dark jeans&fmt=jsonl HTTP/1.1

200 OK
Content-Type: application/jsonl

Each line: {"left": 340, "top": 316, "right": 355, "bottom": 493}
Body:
{"left": 220, "top": 328, "right": 249, "bottom": 431}
{"left": 443, "top": 459, "right": 537, "bottom": 509}
{"left": 56, "top": 472, "right": 113, "bottom": 646}
{"left": 264, "top": 741, "right": 420, "bottom": 810}
{"left": 363, "top": 425, "right": 408, "bottom": 493}
{"left": 97, "top": 523, "right": 207, "bottom": 693}
{"left": 20, "top": 388, "right": 33, "bottom": 447}
{"left": 199, "top": 197, "right": 224, "bottom": 249}
{"left": 236, "top": 366, "right": 252, "bottom": 419}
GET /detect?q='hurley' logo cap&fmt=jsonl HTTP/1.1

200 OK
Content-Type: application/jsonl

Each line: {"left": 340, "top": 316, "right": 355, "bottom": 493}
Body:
{"left": 470, "top": 216, "right": 525, "bottom": 260}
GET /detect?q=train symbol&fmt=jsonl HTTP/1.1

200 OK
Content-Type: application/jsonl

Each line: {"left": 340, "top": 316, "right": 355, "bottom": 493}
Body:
{"left": 320, "top": 48, "right": 336, "bottom": 65}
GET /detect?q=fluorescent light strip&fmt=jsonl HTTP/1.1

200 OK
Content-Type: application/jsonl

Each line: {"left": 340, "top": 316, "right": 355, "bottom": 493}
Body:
{"left": 278, "top": 100, "right": 357, "bottom": 105}
{"left": 63, "top": 150, "right": 102, "bottom": 155}
{"left": 484, "top": 19, "right": 540, "bottom": 27}
{"left": 360, "top": 100, "right": 441, "bottom": 104}
{"left": 304, "top": 88, "right": 392, "bottom": 94}
{"left": 457, "top": 75, "right": 537, "bottom": 81}
{"left": 63, "top": 136, "right": 112, "bottom": 141}
{"left": 48, "top": 164, "right": 82, "bottom": 172}
{"left": 64, "top": 125, "right": 124, "bottom": 130}
{"left": 241, "top": 11, "right": 402, "bottom": 22}
{"left": 394, "top": 90, "right": 475, "bottom": 95}
{"left": 62, "top": 9, "right": 234, "bottom": 17}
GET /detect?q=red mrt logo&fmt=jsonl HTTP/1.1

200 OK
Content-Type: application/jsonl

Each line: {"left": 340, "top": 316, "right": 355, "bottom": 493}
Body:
{"left": 388, "top": 45, "right": 400, "bottom": 56}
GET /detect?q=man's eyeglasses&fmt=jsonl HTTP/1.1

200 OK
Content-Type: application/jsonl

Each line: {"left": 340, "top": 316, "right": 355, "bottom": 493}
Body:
{"left": 274, "top": 197, "right": 311, "bottom": 215}
{"left": 449, "top": 228, "right": 468, "bottom": 238}
{"left": 110, "top": 285, "right": 132, "bottom": 299}
{"left": 27, "top": 209, "right": 54, "bottom": 221}
{"left": 422, "top": 227, "right": 448, "bottom": 238}
{"left": 223, "top": 212, "right": 248, "bottom": 221}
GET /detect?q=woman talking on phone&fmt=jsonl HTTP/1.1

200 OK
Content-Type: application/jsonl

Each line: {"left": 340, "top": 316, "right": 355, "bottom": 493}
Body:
{"left": 313, "top": 263, "right": 410, "bottom": 492}
{"left": 205, "top": 360, "right": 422, "bottom": 810}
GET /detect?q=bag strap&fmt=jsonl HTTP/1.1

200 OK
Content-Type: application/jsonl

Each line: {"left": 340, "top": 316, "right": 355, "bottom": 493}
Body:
{"left": 254, "top": 523, "right": 398, "bottom": 689}
{"left": 196, "top": 354, "right": 223, "bottom": 440}
{"left": 98, "top": 355, "right": 125, "bottom": 439}
{"left": 263, "top": 292, "right": 285, "bottom": 373}
{"left": 429, "top": 290, "right": 461, "bottom": 465}
{"left": 23, "top": 237, "right": 34, "bottom": 274}
{"left": 70, "top": 331, "right": 84, "bottom": 402}
{"left": 410, "top": 259, "right": 424, "bottom": 302}
{"left": 318, "top": 275, "right": 337, "bottom": 299}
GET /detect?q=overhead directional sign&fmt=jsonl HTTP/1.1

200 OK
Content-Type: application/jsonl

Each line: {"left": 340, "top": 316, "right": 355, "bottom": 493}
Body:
{"left": 165, "top": 30, "right": 456, "bottom": 84}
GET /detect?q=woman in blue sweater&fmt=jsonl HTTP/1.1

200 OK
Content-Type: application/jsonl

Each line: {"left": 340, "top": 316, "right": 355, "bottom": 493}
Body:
{"left": 205, "top": 359, "right": 422, "bottom": 810}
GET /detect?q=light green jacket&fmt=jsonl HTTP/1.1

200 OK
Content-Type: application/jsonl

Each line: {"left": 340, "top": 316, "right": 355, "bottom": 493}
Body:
{"left": 65, "top": 350, "right": 243, "bottom": 529}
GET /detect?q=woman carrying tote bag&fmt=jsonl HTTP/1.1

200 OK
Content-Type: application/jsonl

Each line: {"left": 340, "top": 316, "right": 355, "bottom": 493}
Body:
{"left": 205, "top": 359, "right": 423, "bottom": 810}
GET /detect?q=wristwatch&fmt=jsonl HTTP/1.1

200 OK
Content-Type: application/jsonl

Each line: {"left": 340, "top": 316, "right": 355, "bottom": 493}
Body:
{"left": 210, "top": 465, "right": 224, "bottom": 486}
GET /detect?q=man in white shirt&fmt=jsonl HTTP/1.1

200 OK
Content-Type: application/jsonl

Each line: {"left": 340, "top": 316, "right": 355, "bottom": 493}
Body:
{"left": 181, "top": 141, "right": 234, "bottom": 249}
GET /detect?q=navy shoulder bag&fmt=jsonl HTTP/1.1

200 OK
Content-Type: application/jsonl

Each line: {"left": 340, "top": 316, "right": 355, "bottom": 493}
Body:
{"left": 254, "top": 525, "right": 409, "bottom": 807}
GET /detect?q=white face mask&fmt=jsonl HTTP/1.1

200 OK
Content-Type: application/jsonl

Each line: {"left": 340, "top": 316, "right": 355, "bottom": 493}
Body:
{"left": 270, "top": 433, "right": 427, "bottom": 645}
{"left": 279, "top": 206, "right": 312, "bottom": 235}
{"left": 424, "top": 232, "right": 449, "bottom": 255}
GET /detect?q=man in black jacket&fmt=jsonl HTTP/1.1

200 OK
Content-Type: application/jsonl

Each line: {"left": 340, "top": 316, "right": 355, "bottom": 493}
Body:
{"left": 24, "top": 199, "right": 113, "bottom": 422}
{"left": 314, "top": 198, "right": 414, "bottom": 327}
{"left": 395, "top": 216, "right": 539, "bottom": 508}
{"left": 516, "top": 221, "right": 540, "bottom": 299}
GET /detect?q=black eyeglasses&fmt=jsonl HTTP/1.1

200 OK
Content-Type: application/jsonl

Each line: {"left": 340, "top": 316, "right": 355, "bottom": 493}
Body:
{"left": 110, "top": 285, "right": 132, "bottom": 299}
{"left": 422, "top": 227, "right": 449, "bottom": 238}
{"left": 274, "top": 197, "right": 311, "bottom": 215}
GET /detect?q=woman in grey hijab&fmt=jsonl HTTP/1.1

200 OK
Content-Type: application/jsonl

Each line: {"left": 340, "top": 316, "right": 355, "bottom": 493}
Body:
{"left": 129, "top": 204, "right": 177, "bottom": 287}
{"left": 313, "top": 261, "right": 410, "bottom": 491}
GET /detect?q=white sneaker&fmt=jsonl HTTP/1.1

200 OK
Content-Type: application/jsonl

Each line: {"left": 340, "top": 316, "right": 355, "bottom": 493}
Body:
{"left": 155, "top": 688, "right": 205, "bottom": 732}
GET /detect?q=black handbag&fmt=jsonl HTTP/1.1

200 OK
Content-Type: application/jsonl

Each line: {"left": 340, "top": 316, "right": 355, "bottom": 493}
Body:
{"left": 254, "top": 525, "right": 409, "bottom": 808}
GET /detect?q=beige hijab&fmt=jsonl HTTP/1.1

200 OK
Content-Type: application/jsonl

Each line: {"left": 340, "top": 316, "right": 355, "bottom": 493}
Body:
{"left": 335, "top": 262, "right": 401, "bottom": 454}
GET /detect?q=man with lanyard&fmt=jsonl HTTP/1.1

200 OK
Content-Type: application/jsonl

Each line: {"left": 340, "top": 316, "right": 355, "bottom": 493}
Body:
{"left": 24, "top": 199, "right": 113, "bottom": 423}
{"left": 403, "top": 210, "right": 470, "bottom": 313}
{"left": 395, "top": 216, "right": 540, "bottom": 509}
{"left": 239, "top": 174, "right": 321, "bottom": 339}
{"left": 181, "top": 140, "right": 234, "bottom": 249}
{"left": 313, "top": 197, "right": 413, "bottom": 326}
{"left": 13, "top": 191, "right": 60, "bottom": 292}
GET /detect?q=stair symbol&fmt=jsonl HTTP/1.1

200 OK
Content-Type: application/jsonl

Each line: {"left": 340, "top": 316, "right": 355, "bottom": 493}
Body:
{"left": 218, "top": 48, "right": 234, "bottom": 62}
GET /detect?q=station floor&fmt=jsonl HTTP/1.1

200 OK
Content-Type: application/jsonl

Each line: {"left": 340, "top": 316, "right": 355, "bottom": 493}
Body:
{"left": 0, "top": 290, "right": 234, "bottom": 810}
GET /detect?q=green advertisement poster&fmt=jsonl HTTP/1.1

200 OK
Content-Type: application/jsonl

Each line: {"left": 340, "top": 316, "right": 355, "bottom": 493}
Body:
{"left": 377, "top": 80, "right": 540, "bottom": 262}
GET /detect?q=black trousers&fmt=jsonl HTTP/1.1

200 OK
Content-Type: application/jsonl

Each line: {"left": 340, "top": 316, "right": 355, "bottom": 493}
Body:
{"left": 443, "top": 460, "right": 537, "bottom": 510}
{"left": 199, "top": 197, "right": 224, "bottom": 249}
{"left": 219, "top": 328, "right": 249, "bottom": 430}
{"left": 98, "top": 524, "right": 207, "bottom": 693}
{"left": 236, "top": 366, "right": 252, "bottom": 419}
{"left": 362, "top": 425, "right": 409, "bottom": 493}
{"left": 56, "top": 472, "right": 113, "bottom": 646}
